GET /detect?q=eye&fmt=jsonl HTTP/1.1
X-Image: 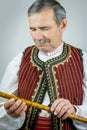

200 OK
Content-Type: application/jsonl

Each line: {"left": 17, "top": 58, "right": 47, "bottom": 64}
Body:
{"left": 41, "top": 27, "right": 49, "bottom": 30}
{"left": 30, "top": 27, "right": 36, "bottom": 31}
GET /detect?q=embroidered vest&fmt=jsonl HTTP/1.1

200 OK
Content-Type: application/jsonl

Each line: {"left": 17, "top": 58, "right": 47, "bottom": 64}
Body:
{"left": 18, "top": 43, "right": 83, "bottom": 130}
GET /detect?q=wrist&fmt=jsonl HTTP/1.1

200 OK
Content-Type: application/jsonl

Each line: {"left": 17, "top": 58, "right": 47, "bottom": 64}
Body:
{"left": 73, "top": 105, "right": 80, "bottom": 115}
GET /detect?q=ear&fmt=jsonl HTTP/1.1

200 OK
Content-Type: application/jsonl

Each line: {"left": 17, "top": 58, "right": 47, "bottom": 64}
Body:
{"left": 59, "top": 18, "right": 67, "bottom": 32}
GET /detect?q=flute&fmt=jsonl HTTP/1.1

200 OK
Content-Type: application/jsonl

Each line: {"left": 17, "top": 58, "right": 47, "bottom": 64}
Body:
{"left": 0, "top": 91, "right": 87, "bottom": 123}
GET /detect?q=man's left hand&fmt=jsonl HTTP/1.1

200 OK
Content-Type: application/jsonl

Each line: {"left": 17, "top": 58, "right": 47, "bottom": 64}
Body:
{"left": 50, "top": 98, "right": 76, "bottom": 119}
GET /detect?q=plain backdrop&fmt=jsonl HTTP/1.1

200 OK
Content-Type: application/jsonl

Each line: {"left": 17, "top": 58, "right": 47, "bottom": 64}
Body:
{"left": 0, "top": 0, "right": 87, "bottom": 81}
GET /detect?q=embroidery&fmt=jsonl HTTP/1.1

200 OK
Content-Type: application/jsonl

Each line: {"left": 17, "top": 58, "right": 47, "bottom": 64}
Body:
{"left": 25, "top": 43, "right": 71, "bottom": 130}
{"left": 23, "top": 43, "right": 83, "bottom": 130}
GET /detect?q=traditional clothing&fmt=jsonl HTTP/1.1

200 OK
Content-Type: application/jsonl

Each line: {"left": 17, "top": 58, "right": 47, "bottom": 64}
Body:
{"left": 18, "top": 43, "right": 83, "bottom": 130}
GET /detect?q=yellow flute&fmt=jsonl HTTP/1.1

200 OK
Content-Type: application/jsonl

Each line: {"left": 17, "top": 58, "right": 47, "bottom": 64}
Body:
{"left": 0, "top": 91, "right": 87, "bottom": 123}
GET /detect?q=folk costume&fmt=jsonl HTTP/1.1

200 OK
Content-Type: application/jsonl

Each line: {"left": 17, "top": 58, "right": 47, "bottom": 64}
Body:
{"left": 18, "top": 43, "right": 83, "bottom": 130}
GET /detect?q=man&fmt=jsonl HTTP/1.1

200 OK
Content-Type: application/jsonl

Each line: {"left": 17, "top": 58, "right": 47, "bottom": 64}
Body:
{"left": 0, "top": 0, "right": 87, "bottom": 130}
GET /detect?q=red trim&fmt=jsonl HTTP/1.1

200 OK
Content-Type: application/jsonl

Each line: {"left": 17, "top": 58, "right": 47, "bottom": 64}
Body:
{"left": 34, "top": 116, "right": 52, "bottom": 130}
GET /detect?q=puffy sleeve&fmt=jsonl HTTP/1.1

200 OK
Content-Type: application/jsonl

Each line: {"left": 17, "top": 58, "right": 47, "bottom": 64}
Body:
{"left": 0, "top": 52, "right": 26, "bottom": 130}
{"left": 73, "top": 51, "right": 87, "bottom": 130}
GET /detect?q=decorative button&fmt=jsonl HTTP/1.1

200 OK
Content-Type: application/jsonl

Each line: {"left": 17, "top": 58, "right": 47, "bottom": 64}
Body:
{"left": 73, "top": 96, "right": 78, "bottom": 103}
{"left": 47, "top": 64, "right": 50, "bottom": 67}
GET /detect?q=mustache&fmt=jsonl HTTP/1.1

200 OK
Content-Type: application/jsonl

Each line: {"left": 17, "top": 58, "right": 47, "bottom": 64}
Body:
{"left": 35, "top": 39, "right": 50, "bottom": 44}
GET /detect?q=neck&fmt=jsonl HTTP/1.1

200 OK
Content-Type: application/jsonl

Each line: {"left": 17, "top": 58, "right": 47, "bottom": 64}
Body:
{"left": 39, "top": 42, "right": 64, "bottom": 56}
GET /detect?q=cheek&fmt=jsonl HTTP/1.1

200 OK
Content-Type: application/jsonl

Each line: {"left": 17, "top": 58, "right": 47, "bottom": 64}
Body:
{"left": 47, "top": 29, "right": 59, "bottom": 39}
{"left": 30, "top": 31, "right": 34, "bottom": 38}
{"left": 42, "top": 31, "right": 51, "bottom": 39}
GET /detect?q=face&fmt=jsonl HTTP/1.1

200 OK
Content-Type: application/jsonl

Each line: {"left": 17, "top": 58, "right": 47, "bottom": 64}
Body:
{"left": 29, "top": 8, "right": 67, "bottom": 52}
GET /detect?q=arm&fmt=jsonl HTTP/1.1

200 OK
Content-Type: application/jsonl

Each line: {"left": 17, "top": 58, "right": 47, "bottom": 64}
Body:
{"left": 73, "top": 51, "right": 87, "bottom": 130}
{"left": 0, "top": 53, "right": 26, "bottom": 130}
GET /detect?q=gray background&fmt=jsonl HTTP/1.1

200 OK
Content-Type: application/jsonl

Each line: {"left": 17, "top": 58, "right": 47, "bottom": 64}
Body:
{"left": 0, "top": 0, "right": 87, "bottom": 81}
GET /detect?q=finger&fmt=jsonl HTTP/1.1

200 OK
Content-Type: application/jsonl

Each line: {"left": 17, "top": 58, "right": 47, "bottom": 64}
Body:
{"left": 4, "top": 98, "right": 15, "bottom": 109}
{"left": 51, "top": 99, "right": 64, "bottom": 112}
{"left": 54, "top": 101, "right": 67, "bottom": 116}
{"left": 58, "top": 104, "right": 75, "bottom": 119}
{"left": 11, "top": 102, "right": 27, "bottom": 116}
{"left": 62, "top": 105, "right": 76, "bottom": 119}
{"left": 62, "top": 108, "right": 72, "bottom": 119}
{"left": 11, "top": 104, "right": 27, "bottom": 118}
{"left": 6, "top": 100, "right": 22, "bottom": 114}
{"left": 57, "top": 104, "right": 69, "bottom": 118}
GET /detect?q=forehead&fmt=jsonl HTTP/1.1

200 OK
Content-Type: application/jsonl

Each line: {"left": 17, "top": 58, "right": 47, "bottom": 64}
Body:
{"left": 29, "top": 8, "right": 57, "bottom": 27}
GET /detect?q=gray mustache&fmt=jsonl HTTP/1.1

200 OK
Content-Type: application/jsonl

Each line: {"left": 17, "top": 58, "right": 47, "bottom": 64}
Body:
{"left": 35, "top": 39, "right": 50, "bottom": 44}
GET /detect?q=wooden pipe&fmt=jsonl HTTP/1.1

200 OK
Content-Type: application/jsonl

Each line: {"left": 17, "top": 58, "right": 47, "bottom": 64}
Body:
{"left": 0, "top": 91, "right": 87, "bottom": 123}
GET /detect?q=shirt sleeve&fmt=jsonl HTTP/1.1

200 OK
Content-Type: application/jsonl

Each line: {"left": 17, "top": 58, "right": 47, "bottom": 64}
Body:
{"left": 73, "top": 51, "right": 87, "bottom": 130}
{"left": 0, "top": 52, "right": 26, "bottom": 130}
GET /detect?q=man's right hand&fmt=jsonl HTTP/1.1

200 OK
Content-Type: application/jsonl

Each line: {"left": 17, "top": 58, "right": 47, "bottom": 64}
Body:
{"left": 4, "top": 98, "right": 27, "bottom": 118}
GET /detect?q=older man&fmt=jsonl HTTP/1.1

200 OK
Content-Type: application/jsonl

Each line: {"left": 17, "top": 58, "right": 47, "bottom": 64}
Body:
{"left": 0, "top": 0, "right": 87, "bottom": 130}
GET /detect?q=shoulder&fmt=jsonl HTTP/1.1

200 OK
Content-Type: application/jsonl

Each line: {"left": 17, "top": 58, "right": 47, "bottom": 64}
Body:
{"left": 65, "top": 42, "right": 83, "bottom": 57}
{"left": 82, "top": 51, "right": 87, "bottom": 62}
{"left": 8, "top": 52, "right": 23, "bottom": 68}
{"left": 23, "top": 45, "right": 35, "bottom": 55}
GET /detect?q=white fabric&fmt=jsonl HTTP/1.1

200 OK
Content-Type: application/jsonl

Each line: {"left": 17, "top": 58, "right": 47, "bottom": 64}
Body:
{"left": 0, "top": 53, "right": 25, "bottom": 130}
{"left": 0, "top": 44, "right": 87, "bottom": 130}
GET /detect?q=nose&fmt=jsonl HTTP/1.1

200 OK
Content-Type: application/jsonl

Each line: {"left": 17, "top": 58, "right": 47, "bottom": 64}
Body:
{"left": 32, "top": 30, "right": 43, "bottom": 40}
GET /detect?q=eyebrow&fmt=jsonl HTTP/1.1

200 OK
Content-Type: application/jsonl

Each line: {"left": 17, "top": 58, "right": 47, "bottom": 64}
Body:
{"left": 30, "top": 26, "right": 51, "bottom": 29}
{"left": 39, "top": 26, "right": 50, "bottom": 29}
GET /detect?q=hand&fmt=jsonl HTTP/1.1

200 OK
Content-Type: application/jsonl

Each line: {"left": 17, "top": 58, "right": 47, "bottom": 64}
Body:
{"left": 50, "top": 98, "right": 76, "bottom": 120}
{"left": 4, "top": 98, "right": 27, "bottom": 118}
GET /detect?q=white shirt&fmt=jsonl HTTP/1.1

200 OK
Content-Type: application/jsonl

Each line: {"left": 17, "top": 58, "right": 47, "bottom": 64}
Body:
{"left": 0, "top": 43, "right": 87, "bottom": 130}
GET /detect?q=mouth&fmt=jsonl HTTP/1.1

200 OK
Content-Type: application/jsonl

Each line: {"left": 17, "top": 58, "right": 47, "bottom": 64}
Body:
{"left": 35, "top": 39, "right": 50, "bottom": 44}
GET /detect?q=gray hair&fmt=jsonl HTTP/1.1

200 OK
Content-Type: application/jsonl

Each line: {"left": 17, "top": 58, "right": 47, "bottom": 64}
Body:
{"left": 28, "top": 0, "right": 66, "bottom": 26}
